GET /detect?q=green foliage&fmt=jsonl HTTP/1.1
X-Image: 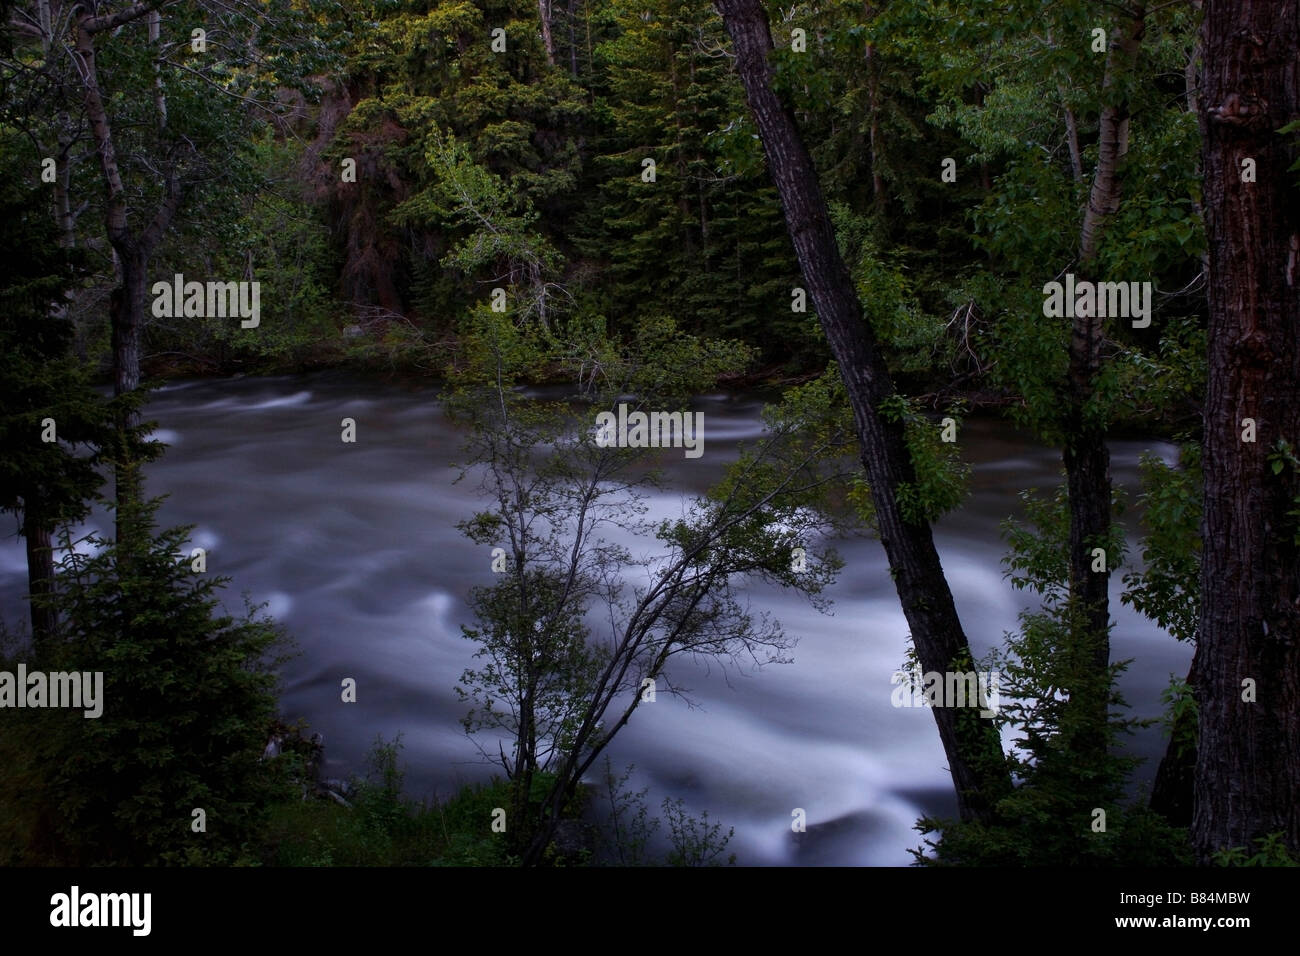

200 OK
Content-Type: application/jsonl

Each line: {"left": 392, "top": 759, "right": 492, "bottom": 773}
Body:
{"left": 1098, "top": 110, "right": 1205, "bottom": 275}
{"left": 0, "top": 493, "right": 289, "bottom": 865}
{"left": 446, "top": 306, "right": 845, "bottom": 859}
{"left": 1274, "top": 117, "right": 1300, "bottom": 183}
{"left": 755, "top": 365, "right": 968, "bottom": 531}
{"left": 0, "top": 150, "right": 116, "bottom": 535}
{"left": 598, "top": 759, "right": 735, "bottom": 866}
{"left": 1, "top": 0, "right": 345, "bottom": 378}
{"left": 914, "top": 783, "right": 1193, "bottom": 867}
{"left": 1003, "top": 481, "right": 1127, "bottom": 599}
{"left": 154, "top": 136, "right": 345, "bottom": 372}
{"left": 878, "top": 395, "right": 971, "bottom": 524}
{"left": 1266, "top": 439, "right": 1300, "bottom": 548}
{"left": 1002, "top": 486, "right": 1072, "bottom": 600}
{"left": 913, "top": 466, "right": 1189, "bottom": 866}
{"left": 328, "top": 0, "right": 587, "bottom": 327}
{"left": 456, "top": 564, "right": 606, "bottom": 777}
{"left": 1159, "top": 673, "right": 1198, "bottom": 763}
{"left": 969, "top": 155, "right": 1080, "bottom": 277}
{"left": 578, "top": 0, "right": 809, "bottom": 360}
{"left": 1212, "top": 832, "right": 1300, "bottom": 867}
{"left": 426, "top": 778, "right": 520, "bottom": 867}
{"left": 599, "top": 759, "right": 659, "bottom": 865}
{"left": 1111, "top": 317, "right": 1206, "bottom": 429}
{"left": 661, "top": 796, "right": 736, "bottom": 867}
{"left": 832, "top": 202, "right": 955, "bottom": 377}
{"left": 913, "top": 600, "right": 1192, "bottom": 866}
{"left": 984, "top": 283, "right": 1072, "bottom": 442}
{"left": 395, "top": 126, "right": 564, "bottom": 323}
{"left": 908, "top": 0, "right": 1206, "bottom": 440}
{"left": 265, "top": 735, "right": 515, "bottom": 867}
{"left": 1121, "top": 446, "right": 1202, "bottom": 642}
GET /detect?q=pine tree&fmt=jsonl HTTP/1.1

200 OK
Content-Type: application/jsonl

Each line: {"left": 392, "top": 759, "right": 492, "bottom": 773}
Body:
{"left": 578, "top": 0, "right": 805, "bottom": 359}
{"left": 327, "top": 0, "right": 589, "bottom": 324}
{"left": 9, "top": 492, "right": 288, "bottom": 865}
{"left": 0, "top": 150, "right": 116, "bottom": 648}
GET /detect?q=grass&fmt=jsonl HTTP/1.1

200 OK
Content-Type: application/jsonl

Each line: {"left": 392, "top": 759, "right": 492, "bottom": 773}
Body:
{"left": 261, "top": 735, "right": 517, "bottom": 867}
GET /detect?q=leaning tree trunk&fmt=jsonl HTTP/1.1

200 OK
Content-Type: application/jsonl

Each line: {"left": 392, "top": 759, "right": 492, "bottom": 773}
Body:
{"left": 714, "top": 0, "right": 1009, "bottom": 823}
{"left": 1191, "top": 0, "right": 1300, "bottom": 862}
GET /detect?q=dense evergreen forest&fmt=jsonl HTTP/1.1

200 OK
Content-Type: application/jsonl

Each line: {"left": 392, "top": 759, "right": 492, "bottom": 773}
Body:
{"left": 0, "top": 0, "right": 1297, "bottom": 879}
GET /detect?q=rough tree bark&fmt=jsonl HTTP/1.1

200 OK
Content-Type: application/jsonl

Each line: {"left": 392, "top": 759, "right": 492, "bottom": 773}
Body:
{"left": 1191, "top": 0, "right": 1300, "bottom": 861}
{"left": 714, "top": 0, "right": 1008, "bottom": 822}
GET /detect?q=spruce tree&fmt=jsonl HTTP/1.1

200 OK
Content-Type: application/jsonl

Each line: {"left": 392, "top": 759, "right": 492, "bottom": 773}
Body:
{"left": 0, "top": 150, "right": 115, "bottom": 648}
{"left": 9, "top": 492, "right": 288, "bottom": 865}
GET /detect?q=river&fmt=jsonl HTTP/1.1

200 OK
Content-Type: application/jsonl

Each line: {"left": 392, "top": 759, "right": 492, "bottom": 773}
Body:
{"left": 0, "top": 371, "right": 1194, "bottom": 865}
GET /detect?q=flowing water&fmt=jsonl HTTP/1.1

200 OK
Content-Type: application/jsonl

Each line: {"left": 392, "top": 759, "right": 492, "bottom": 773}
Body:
{"left": 0, "top": 371, "right": 1194, "bottom": 865}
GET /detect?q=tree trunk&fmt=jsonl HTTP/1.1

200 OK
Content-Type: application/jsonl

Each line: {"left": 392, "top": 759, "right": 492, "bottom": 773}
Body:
{"left": 78, "top": 10, "right": 143, "bottom": 535}
{"left": 566, "top": 0, "right": 579, "bottom": 78}
{"left": 1060, "top": 8, "right": 1144, "bottom": 764}
{"left": 864, "top": 24, "right": 886, "bottom": 211}
{"left": 23, "top": 509, "right": 56, "bottom": 648}
{"left": 1192, "top": 0, "right": 1300, "bottom": 861}
{"left": 109, "top": 252, "right": 149, "bottom": 539}
{"left": 714, "top": 0, "right": 1008, "bottom": 823}
{"left": 149, "top": 10, "right": 167, "bottom": 130}
{"left": 111, "top": 252, "right": 147, "bottom": 398}
{"left": 537, "top": 0, "right": 556, "bottom": 67}
{"left": 76, "top": 7, "right": 184, "bottom": 536}
{"left": 1061, "top": 94, "right": 1083, "bottom": 184}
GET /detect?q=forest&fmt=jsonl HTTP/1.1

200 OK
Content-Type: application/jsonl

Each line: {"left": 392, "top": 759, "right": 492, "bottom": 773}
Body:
{"left": 0, "top": 0, "right": 1297, "bottom": 871}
